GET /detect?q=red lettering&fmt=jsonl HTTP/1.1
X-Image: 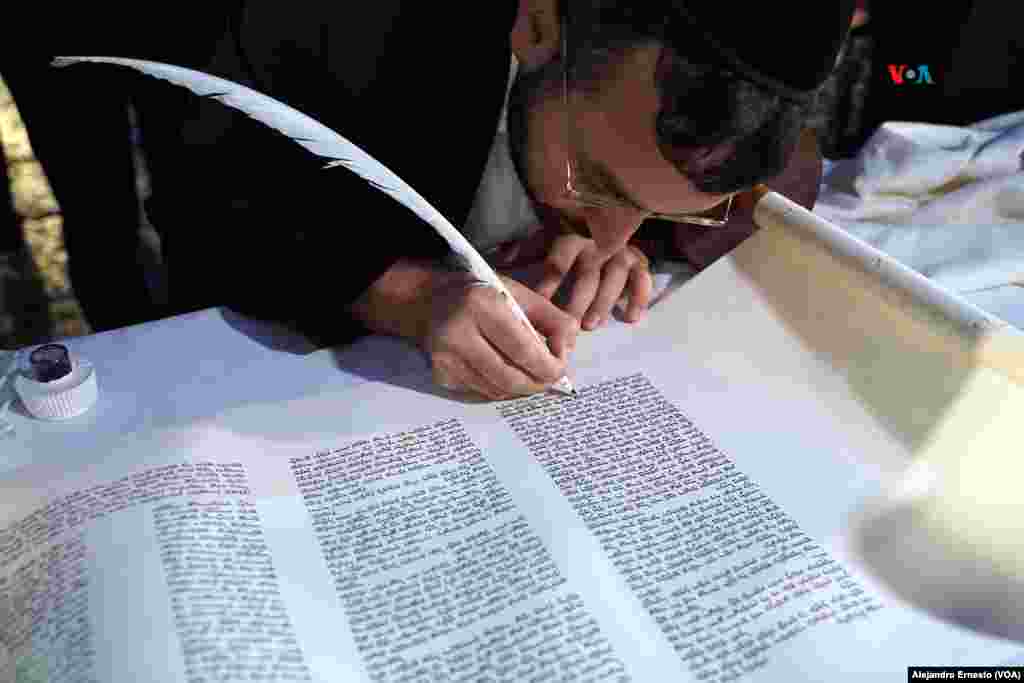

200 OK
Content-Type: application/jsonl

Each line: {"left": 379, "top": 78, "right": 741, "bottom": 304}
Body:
{"left": 887, "top": 64, "right": 907, "bottom": 84}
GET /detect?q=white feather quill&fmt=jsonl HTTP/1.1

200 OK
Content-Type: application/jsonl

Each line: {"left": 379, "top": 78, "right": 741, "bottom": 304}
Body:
{"left": 52, "top": 56, "right": 574, "bottom": 395}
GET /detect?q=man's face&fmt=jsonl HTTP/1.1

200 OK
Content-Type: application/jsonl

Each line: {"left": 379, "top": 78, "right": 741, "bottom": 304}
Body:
{"left": 507, "top": 44, "right": 732, "bottom": 257}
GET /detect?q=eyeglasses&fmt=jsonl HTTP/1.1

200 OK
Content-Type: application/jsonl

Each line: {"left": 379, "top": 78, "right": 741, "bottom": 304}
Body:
{"left": 557, "top": 17, "right": 734, "bottom": 228}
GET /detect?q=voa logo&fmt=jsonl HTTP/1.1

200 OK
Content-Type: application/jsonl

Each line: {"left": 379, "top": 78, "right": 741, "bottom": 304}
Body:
{"left": 888, "top": 64, "right": 935, "bottom": 85}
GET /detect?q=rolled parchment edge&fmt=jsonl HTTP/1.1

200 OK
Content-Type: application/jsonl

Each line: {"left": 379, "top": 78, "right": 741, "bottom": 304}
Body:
{"left": 751, "top": 184, "right": 1024, "bottom": 384}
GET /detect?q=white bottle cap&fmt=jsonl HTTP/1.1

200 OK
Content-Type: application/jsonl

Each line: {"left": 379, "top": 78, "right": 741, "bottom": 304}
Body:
{"left": 13, "top": 352, "right": 99, "bottom": 420}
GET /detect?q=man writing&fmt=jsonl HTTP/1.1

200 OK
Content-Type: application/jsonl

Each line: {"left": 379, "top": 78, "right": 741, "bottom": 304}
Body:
{"left": 73, "top": 1, "right": 853, "bottom": 399}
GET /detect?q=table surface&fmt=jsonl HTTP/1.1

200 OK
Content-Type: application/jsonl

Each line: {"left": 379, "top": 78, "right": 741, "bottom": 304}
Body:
{"left": 2, "top": 274, "right": 1023, "bottom": 474}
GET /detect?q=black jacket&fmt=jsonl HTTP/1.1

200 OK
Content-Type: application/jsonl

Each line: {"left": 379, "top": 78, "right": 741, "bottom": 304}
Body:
{"left": 137, "top": 2, "right": 520, "bottom": 348}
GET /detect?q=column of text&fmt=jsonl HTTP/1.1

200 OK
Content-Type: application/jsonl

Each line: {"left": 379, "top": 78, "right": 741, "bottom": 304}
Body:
{"left": 500, "top": 374, "right": 883, "bottom": 682}
{"left": 291, "top": 419, "right": 628, "bottom": 682}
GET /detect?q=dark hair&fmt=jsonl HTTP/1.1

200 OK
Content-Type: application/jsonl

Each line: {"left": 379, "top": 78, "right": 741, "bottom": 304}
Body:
{"left": 563, "top": 2, "right": 813, "bottom": 194}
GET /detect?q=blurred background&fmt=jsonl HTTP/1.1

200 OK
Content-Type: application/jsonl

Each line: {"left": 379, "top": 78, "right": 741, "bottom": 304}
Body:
{"left": 1, "top": 74, "right": 90, "bottom": 346}
{"left": 0, "top": 73, "right": 165, "bottom": 348}
{"left": 2, "top": 0, "right": 1021, "bottom": 349}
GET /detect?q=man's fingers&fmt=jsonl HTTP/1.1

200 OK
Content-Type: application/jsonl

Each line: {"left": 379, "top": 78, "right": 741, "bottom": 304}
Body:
{"left": 566, "top": 261, "right": 602, "bottom": 327}
{"left": 430, "top": 279, "right": 570, "bottom": 395}
{"left": 432, "top": 352, "right": 505, "bottom": 400}
{"left": 478, "top": 313, "right": 567, "bottom": 390}
{"left": 509, "top": 279, "right": 580, "bottom": 363}
{"left": 581, "top": 257, "right": 630, "bottom": 329}
{"left": 425, "top": 275, "right": 577, "bottom": 401}
{"left": 434, "top": 337, "right": 540, "bottom": 400}
{"left": 461, "top": 354, "right": 520, "bottom": 400}
{"left": 535, "top": 235, "right": 587, "bottom": 300}
{"left": 468, "top": 331, "right": 555, "bottom": 397}
{"left": 486, "top": 279, "right": 577, "bottom": 382}
{"left": 579, "top": 248, "right": 650, "bottom": 326}
{"left": 624, "top": 261, "right": 653, "bottom": 322}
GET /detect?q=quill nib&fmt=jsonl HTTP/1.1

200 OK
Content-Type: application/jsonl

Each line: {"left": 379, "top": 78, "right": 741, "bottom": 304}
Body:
{"left": 551, "top": 376, "right": 577, "bottom": 397}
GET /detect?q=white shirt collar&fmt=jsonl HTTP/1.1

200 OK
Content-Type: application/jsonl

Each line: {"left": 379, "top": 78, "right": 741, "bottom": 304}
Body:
{"left": 462, "top": 51, "right": 541, "bottom": 252}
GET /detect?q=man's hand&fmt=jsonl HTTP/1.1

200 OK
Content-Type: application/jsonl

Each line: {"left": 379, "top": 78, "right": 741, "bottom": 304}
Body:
{"left": 350, "top": 259, "right": 579, "bottom": 401}
{"left": 671, "top": 127, "right": 824, "bottom": 269}
{"left": 423, "top": 273, "right": 579, "bottom": 400}
{"left": 492, "top": 230, "right": 653, "bottom": 331}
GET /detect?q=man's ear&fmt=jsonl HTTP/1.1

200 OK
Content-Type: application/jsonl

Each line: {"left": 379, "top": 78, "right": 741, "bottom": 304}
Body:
{"left": 510, "top": 0, "right": 561, "bottom": 72}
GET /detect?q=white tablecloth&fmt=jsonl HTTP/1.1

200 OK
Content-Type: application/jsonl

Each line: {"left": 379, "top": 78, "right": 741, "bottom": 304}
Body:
{"left": 0, "top": 308, "right": 431, "bottom": 472}
{"left": 817, "top": 112, "right": 1024, "bottom": 293}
